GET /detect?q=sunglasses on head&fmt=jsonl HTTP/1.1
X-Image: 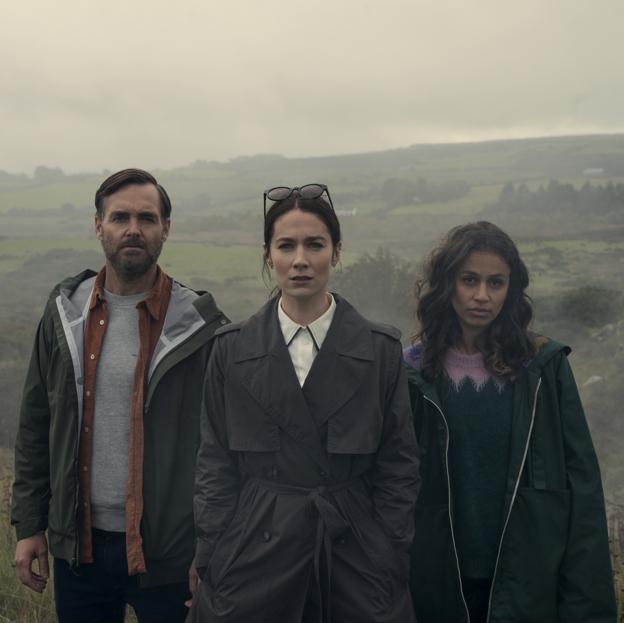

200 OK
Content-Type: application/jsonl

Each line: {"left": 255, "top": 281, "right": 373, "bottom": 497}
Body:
{"left": 263, "top": 183, "right": 334, "bottom": 219}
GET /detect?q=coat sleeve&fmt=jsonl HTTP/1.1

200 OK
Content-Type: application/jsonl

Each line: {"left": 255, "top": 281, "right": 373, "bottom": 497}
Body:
{"left": 370, "top": 339, "right": 421, "bottom": 553}
{"left": 11, "top": 315, "right": 53, "bottom": 540}
{"left": 193, "top": 336, "right": 241, "bottom": 571}
{"left": 556, "top": 354, "right": 616, "bottom": 622}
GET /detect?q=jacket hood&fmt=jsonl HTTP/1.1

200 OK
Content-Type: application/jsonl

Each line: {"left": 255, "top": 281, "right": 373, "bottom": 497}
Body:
{"left": 50, "top": 267, "right": 225, "bottom": 383}
{"left": 526, "top": 334, "right": 570, "bottom": 371}
{"left": 50, "top": 268, "right": 220, "bottom": 323}
{"left": 49, "top": 269, "right": 97, "bottom": 302}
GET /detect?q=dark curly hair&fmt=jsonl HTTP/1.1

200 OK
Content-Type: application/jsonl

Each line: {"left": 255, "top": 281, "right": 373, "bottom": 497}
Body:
{"left": 415, "top": 221, "right": 534, "bottom": 381}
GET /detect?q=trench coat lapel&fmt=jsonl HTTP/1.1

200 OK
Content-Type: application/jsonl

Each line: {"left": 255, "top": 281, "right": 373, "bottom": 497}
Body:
{"left": 302, "top": 296, "right": 375, "bottom": 427}
{"left": 233, "top": 299, "right": 331, "bottom": 473}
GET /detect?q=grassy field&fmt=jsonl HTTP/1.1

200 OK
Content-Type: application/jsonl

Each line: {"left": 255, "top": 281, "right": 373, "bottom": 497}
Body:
{"left": 0, "top": 448, "right": 56, "bottom": 622}
{"left": 1, "top": 134, "right": 623, "bottom": 618}
{"left": 0, "top": 447, "right": 622, "bottom": 621}
{"left": 0, "top": 449, "right": 141, "bottom": 622}
{"left": 390, "top": 183, "right": 501, "bottom": 216}
{"left": 610, "top": 504, "right": 624, "bottom": 622}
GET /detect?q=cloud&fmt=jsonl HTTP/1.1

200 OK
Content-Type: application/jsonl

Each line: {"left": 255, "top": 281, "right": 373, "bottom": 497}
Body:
{"left": 1, "top": 0, "right": 623, "bottom": 173}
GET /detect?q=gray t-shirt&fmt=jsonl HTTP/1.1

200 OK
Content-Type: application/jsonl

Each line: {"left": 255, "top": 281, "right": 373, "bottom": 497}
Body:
{"left": 90, "top": 289, "right": 145, "bottom": 532}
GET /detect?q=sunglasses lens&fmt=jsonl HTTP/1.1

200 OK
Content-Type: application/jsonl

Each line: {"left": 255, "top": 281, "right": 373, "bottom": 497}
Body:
{"left": 266, "top": 187, "right": 292, "bottom": 202}
{"left": 299, "top": 184, "right": 325, "bottom": 199}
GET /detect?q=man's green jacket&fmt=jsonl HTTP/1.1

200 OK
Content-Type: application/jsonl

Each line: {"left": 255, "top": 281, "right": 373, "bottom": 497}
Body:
{"left": 11, "top": 269, "right": 228, "bottom": 587}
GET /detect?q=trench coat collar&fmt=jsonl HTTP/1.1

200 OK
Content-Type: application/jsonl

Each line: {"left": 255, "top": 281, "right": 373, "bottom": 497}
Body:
{"left": 233, "top": 293, "right": 375, "bottom": 363}
{"left": 232, "top": 294, "right": 375, "bottom": 473}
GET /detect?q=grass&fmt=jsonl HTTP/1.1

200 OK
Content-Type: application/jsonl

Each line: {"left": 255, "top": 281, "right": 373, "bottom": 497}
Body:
{"left": 390, "top": 184, "right": 501, "bottom": 216}
{"left": 0, "top": 449, "right": 56, "bottom": 622}
{"left": 0, "top": 238, "right": 100, "bottom": 274}
{"left": 1, "top": 446, "right": 622, "bottom": 620}
{"left": 0, "top": 180, "right": 97, "bottom": 214}
{"left": 0, "top": 448, "right": 141, "bottom": 622}
{"left": 159, "top": 241, "right": 263, "bottom": 284}
{"left": 608, "top": 503, "right": 624, "bottom": 622}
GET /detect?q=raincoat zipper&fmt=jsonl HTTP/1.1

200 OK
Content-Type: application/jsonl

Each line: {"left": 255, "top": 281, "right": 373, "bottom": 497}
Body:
{"left": 485, "top": 377, "right": 542, "bottom": 622}
{"left": 424, "top": 395, "right": 471, "bottom": 623}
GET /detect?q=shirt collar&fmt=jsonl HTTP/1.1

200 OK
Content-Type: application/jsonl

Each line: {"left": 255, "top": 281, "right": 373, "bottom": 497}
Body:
{"left": 277, "top": 294, "right": 336, "bottom": 349}
{"left": 89, "top": 265, "right": 170, "bottom": 320}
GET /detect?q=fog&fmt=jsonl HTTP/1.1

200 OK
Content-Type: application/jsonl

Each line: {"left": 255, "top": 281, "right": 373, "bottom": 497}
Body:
{"left": 2, "top": 0, "right": 624, "bottom": 173}
{"left": 1, "top": 3, "right": 623, "bottom": 613}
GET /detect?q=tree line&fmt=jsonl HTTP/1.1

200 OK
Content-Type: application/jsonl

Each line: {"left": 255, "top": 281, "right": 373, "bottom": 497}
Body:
{"left": 495, "top": 180, "right": 624, "bottom": 218}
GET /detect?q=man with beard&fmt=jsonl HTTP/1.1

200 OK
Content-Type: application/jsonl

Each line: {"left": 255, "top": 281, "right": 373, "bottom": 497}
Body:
{"left": 11, "top": 169, "right": 229, "bottom": 623}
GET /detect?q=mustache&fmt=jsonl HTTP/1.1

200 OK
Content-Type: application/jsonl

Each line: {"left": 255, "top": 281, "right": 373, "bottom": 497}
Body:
{"left": 120, "top": 238, "right": 145, "bottom": 248}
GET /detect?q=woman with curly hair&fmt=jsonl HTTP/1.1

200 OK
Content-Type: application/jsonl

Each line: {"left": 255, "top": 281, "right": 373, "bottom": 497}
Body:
{"left": 403, "top": 221, "right": 615, "bottom": 623}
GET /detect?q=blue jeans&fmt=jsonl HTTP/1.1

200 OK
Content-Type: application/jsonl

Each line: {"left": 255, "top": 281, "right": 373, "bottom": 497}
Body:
{"left": 54, "top": 529, "right": 190, "bottom": 623}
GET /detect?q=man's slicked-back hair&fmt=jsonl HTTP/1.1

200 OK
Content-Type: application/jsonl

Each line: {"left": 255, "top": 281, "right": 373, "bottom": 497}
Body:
{"left": 94, "top": 168, "right": 172, "bottom": 220}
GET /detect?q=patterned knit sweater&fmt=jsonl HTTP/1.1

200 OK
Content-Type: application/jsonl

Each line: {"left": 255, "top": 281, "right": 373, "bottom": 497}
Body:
{"left": 439, "top": 348, "right": 513, "bottom": 580}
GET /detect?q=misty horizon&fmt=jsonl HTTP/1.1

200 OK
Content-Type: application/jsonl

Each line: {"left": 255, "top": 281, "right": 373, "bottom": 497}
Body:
{"left": 2, "top": 131, "right": 623, "bottom": 178}
{"left": 3, "top": 0, "right": 624, "bottom": 174}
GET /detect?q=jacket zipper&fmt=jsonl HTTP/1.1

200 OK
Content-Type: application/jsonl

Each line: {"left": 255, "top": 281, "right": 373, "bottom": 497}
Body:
{"left": 424, "top": 395, "right": 471, "bottom": 623}
{"left": 485, "top": 377, "right": 542, "bottom": 622}
{"left": 55, "top": 294, "right": 85, "bottom": 568}
{"left": 144, "top": 312, "right": 226, "bottom": 413}
{"left": 72, "top": 426, "right": 80, "bottom": 567}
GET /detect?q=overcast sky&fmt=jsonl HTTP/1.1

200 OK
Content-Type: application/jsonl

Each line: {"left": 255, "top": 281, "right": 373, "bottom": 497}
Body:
{"left": 2, "top": 0, "right": 623, "bottom": 174}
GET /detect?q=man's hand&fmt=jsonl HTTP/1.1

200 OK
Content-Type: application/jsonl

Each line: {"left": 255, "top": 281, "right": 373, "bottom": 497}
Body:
{"left": 14, "top": 533, "right": 49, "bottom": 593}
{"left": 185, "top": 558, "right": 199, "bottom": 608}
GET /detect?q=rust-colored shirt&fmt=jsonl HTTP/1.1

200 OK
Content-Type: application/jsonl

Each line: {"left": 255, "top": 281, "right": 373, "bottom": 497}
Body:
{"left": 78, "top": 266, "right": 172, "bottom": 574}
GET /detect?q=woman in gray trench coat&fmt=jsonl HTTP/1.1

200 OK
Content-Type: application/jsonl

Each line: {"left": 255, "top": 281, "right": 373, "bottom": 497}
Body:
{"left": 187, "top": 185, "right": 420, "bottom": 623}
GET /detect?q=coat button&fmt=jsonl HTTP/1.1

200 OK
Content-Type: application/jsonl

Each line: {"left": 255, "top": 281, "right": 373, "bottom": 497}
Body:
{"left": 262, "top": 531, "right": 272, "bottom": 542}
{"left": 337, "top": 536, "right": 346, "bottom": 545}
{"left": 319, "top": 470, "right": 329, "bottom": 479}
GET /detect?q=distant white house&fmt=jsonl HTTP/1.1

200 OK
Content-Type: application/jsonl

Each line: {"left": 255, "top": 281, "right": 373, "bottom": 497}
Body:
{"left": 336, "top": 208, "right": 357, "bottom": 216}
{"left": 582, "top": 168, "right": 604, "bottom": 177}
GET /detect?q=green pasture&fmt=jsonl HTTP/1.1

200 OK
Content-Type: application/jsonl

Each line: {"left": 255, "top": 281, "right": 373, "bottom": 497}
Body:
{"left": 160, "top": 241, "right": 262, "bottom": 284}
{"left": 0, "top": 238, "right": 100, "bottom": 273}
{"left": 0, "top": 180, "right": 97, "bottom": 214}
{"left": 519, "top": 239, "right": 624, "bottom": 293}
{"left": 390, "top": 184, "right": 501, "bottom": 216}
{"left": 519, "top": 239, "right": 624, "bottom": 254}
{"left": 339, "top": 200, "right": 384, "bottom": 215}
{"left": 0, "top": 237, "right": 263, "bottom": 285}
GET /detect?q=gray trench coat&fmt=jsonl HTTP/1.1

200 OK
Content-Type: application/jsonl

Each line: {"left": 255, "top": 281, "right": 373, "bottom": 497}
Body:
{"left": 188, "top": 295, "right": 420, "bottom": 623}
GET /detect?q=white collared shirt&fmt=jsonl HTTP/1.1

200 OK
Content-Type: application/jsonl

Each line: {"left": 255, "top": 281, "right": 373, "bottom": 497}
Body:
{"left": 278, "top": 294, "right": 336, "bottom": 386}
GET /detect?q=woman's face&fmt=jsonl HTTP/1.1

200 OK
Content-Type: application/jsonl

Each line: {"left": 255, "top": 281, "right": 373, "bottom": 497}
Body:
{"left": 451, "top": 250, "right": 510, "bottom": 339}
{"left": 267, "top": 208, "right": 339, "bottom": 308}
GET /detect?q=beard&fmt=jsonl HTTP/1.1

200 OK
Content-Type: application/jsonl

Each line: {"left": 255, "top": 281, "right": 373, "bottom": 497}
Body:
{"left": 101, "top": 236, "right": 163, "bottom": 281}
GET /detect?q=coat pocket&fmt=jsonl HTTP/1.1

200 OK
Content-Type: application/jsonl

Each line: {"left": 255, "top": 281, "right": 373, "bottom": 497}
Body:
{"left": 342, "top": 488, "right": 407, "bottom": 585}
{"left": 207, "top": 504, "right": 250, "bottom": 588}
{"left": 491, "top": 487, "right": 570, "bottom": 621}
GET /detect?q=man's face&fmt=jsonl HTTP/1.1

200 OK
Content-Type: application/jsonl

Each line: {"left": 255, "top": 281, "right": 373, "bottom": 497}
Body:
{"left": 95, "top": 183, "right": 170, "bottom": 281}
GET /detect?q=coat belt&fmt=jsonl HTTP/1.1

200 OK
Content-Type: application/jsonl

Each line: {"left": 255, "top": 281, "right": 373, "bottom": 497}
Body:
{"left": 251, "top": 477, "right": 361, "bottom": 623}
